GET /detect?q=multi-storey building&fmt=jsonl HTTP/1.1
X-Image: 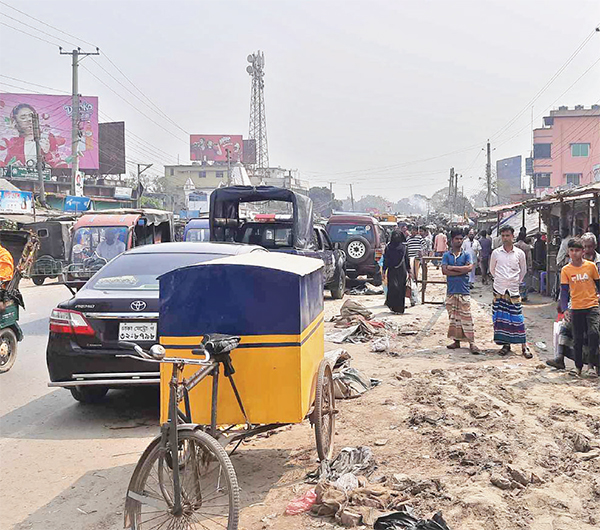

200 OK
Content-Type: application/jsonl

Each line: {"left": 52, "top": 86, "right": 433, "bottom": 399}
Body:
{"left": 532, "top": 105, "right": 600, "bottom": 196}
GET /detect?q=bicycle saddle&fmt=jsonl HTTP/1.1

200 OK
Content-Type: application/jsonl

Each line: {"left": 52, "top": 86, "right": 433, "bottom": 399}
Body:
{"left": 202, "top": 334, "right": 241, "bottom": 355}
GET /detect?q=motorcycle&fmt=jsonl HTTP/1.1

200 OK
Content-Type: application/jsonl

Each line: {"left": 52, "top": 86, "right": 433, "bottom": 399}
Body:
{"left": 0, "top": 230, "right": 39, "bottom": 373}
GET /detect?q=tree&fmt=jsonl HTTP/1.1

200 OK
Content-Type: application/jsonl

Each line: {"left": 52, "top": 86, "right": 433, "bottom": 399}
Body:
{"left": 309, "top": 187, "right": 342, "bottom": 217}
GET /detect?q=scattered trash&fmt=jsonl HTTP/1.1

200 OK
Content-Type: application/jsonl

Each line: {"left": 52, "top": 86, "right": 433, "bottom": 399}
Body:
{"left": 333, "top": 366, "right": 381, "bottom": 399}
{"left": 325, "top": 325, "right": 360, "bottom": 344}
{"left": 285, "top": 488, "right": 317, "bottom": 515}
{"left": 374, "top": 439, "right": 388, "bottom": 446}
{"left": 326, "top": 318, "right": 382, "bottom": 343}
{"left": 340, "top": 299, "right": 373, "bottom": 320}
{"left": 348, "top": 282, "right": 384, "bottom": 296}
{"left": 535, "top": 341, "right": 547, "bottom": 350}
{"left": 371, "top": 336, "right": 390, "bottom": 352}
{"left": 374, "top": 509, "right": 452, "bottom": 530}
{"left": 395, "top": 370, "right": 413, "bottom": 380}
{"left": 334, "top": 472, "right": 361, "bottom": 492}
{"left": 307, "top": 446, "right": 377, "bottom": 483}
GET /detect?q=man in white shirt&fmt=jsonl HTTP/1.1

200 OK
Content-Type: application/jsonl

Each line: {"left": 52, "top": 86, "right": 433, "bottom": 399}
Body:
{"left": 96, "top": 228, "right": 126, "bottom": 262}
{"left": 461, "top": 229, "right": 481, "bottom": 288}
{"left": 490, "top": 225, "right": 530, "bottom": 358}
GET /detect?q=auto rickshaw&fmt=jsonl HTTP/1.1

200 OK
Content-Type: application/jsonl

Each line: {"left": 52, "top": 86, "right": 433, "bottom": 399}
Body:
{"left": 0, "top": 229, "right": 39, "bottom": 373}
{"left": 121, "top": 252, "right": 336, "bottom": 529}
{"left": 23, "top": 218, "right": 74, "bottom": 285}
{"left": 64, "top": 209, "right": 174, "bottom": 287}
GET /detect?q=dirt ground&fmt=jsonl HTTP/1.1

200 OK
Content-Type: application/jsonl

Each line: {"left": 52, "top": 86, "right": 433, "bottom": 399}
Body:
{"left": 235, "top": 278, "right": 600, "bottom": 530}
{"left": 5, "top": 277, "right": 600, "bottom": 530}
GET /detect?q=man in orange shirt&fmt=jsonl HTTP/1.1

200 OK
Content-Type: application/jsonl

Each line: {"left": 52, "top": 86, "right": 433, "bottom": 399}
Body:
{"left": 559, "top": 237, "right": 600, "bottom": 377}
{"left": 0, "top": 243, "right": 14, "bottom": 283}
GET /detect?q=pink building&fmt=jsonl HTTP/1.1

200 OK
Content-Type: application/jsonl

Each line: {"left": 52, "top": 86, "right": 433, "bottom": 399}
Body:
{"left": 532, "top": 105, "right": 600, "bottom": 196}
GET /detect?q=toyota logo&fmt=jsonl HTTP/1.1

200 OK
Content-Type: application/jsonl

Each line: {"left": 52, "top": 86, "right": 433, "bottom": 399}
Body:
{"left": 130, "top": 300, "right": 147, "bottom": 311}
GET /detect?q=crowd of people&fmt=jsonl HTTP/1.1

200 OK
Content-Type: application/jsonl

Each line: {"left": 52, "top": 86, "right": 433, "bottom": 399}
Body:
{"left": 381, "top": 223, "right": 600, "bottom": 378}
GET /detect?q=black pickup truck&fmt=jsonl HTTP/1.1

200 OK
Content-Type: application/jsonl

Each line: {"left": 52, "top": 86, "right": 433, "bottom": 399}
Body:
{"left": 210, "top": 186, "right": 346, "bottom": 299}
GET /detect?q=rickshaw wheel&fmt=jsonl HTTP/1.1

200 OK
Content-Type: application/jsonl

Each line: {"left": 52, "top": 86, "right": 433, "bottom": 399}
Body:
{"left": 32, "top": 276, "right": 45, "bottom": 286}
{"left": 314, "top": 361, "right": 335, "bottom": 461}
{"left": 0, "top": 328, "right": 17, "bottom": 373}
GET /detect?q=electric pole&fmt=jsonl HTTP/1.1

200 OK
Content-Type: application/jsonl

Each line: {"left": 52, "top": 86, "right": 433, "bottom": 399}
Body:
{"left": 225, "top": 148, "right": 232, "bottom": 186}
{"left": 137, "top": 164, "right": 153, "bottom": 208}
{"left": 449, "top": 167, "right": 454, "bottom": 213}
{"left": 60, "top": 47, "right": 100, "bottom": 195}
{"left": 453, "top": 174, "right": 459, "bottom": 217}
{"left": 31, "top": 112, "right": 46, "bottom": 207}
{"left": 349, "top": 184, "right": 355, "bottom": 212}
{"left": 486, "top": 139, "right": 492, "bottom": 206}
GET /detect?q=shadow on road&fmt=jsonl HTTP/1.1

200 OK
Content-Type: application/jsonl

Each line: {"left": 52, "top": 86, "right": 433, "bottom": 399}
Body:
{"left": 17, "top": 316, "right": 51, "bottom": 337}
{"left": 0, "top": 387, "right": 161, "bottom": 440}
{"left": 12, "top": 448, "right": 291, "bottom": 530}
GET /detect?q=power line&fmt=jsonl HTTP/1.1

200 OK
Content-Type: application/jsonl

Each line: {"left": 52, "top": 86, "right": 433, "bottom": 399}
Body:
{"left": 0, "top": 20, "right": 62, "bottom": 47}
{"left": 0, "top": 80, "right": 179, "bottom": 170}
{"left": 490, "top": 25, "right": 599, "bottom": 142}
{"left": 0, "top": 75, "right": 181, "bottom": 162}
{"left": 86, "top": 58, "right": 189, "bottom": 136}
{"left": 0, "top": 11, "right": 79, "bottom": 48}
{"left": 101, "top": 54, "right": 189, "bottom": 135}
{"left": 0, "top": 0, "right": 98, "bottom": 47}
{"left": 1, "top": 3, "right": 190, "bottom": 147}
{"left": 495, "top": 55, "right": 600, "bottom": 150}
{"left": 80, "top": 64, "right": 189, "bottom": 145}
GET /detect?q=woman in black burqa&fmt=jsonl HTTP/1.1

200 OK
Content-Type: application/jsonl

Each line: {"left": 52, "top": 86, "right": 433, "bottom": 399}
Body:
{"left": 383, "top": 230, "right": 411, "bottom": 314}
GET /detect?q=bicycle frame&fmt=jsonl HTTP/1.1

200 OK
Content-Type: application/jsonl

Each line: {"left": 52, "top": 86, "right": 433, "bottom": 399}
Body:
{"left": 161, "top": 351, "right": 250, "bottom": 516}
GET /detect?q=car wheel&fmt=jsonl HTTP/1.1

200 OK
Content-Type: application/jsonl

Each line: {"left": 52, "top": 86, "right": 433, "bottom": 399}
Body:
{"left": 330, "top": 270, "right": 346, "bottom": 299}
{"left": 32, "top": 276, "right": 45, "bottom": 286}
{"left": 70, "top": 386, "right": 108, "bottom": 404}
{"left": 344, "top": 236, "right": 371, "bottom": 265}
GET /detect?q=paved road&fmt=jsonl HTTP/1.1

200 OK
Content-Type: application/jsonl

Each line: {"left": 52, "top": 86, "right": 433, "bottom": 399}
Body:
{"left": 0, "top": 281, "right": 158, "bottom": 530}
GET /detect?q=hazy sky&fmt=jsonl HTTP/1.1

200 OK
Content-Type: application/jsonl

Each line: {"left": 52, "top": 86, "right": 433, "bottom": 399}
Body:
{"left": 1, "top": 0, "right": 599, "bottom": 202}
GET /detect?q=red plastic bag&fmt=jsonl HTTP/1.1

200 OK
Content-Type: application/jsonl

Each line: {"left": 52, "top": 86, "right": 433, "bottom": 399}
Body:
{"left": 285, "top": 488, "right": 317, "bottom": 515}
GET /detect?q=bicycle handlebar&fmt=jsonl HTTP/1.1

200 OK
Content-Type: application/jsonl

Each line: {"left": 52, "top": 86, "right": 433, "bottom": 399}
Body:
{"left": 117, "top": 341, "right": 213, "bottom": 365}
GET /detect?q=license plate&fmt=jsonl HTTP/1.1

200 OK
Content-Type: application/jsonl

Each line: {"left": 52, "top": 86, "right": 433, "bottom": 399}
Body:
{"left": 118, "top": 322, "right": 157, "bottom": 342}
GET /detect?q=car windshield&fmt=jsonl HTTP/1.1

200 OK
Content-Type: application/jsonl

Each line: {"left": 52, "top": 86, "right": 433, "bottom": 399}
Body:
{"left": 86, "top": 252, "right": 224, "bottom": 291}
{"left": 185, "top": 228, "right": 210, "bottom": 242}
{"left": 238, "top": 224, "right": 293, "bottom": 248}
{"left": 327, "top": 224, "right": 374, "bottom": 243}
{"left": 71, "top": 226, "right": 128, "bottom": 263}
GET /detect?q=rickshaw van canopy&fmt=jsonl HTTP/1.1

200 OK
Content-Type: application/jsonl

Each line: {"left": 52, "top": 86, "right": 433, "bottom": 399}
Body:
{"left": 203, "top": 250, "right": 323, "bottom": 276}
{"left": 158, "top": 252, "right": 324, "bottom": 338}
{"left": 73, "top": 209, "right": 173, "bottom": 230}
{"left": 210, "top": 186, "right": 314, "bottom": 249}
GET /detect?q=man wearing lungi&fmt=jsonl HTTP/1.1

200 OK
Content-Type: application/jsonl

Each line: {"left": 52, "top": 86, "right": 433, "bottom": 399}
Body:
{"left": 490, "top": 225, "right": 531, "bottom": 358}
{"left": 442, "top": 229, "right": 481, "bottom": 354}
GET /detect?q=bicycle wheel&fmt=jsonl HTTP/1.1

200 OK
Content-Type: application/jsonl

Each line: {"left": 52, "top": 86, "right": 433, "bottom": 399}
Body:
{"left": 314, "top": 361, "right": 336, "bottom": 461}
{"left": 125, "top": 429, "right": 240, "bottom": 530}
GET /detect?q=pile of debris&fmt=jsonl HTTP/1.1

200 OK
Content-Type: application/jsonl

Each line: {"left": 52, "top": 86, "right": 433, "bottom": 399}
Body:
{"left": 287, "top": 447, "right": 452, "bottom": 528}
{"left": 325, "top": 300, "right": 417, "bottom": 351}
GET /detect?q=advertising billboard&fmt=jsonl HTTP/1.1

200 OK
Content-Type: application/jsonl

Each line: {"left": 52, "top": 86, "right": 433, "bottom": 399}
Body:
{"left": 0, "top": 190, "right": 33, "bottom": 214}
{"left": 64, "top": 195, "right": 91, "bottom": 212}
{"left": 190, "top": 135, "right": 243, "bottom": 163}
{"left": 496, "top": 155, "right": 522, "bottom": 204}
{"left": 99, "top": 121, "right": 126, "bottom": 175}
{"left": 0, "top": 93, "right": 99, "bottom": 170}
